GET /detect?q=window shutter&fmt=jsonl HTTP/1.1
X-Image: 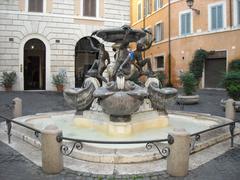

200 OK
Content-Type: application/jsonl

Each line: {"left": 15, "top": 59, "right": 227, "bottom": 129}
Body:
{"left": 161, "top": 23, "right": 164, "bottom": 40}
{"left": 156, "top": 24, "right": 158, "bottom": 41}
{"left": 155, "top": 24, "right": 161, "bottom": 42}
{"left": 211, "top": 6, "right": 217, "bottom": 30}
{"left": 28, "top": 0, "right": 43, "bottom": 12}
{"left": 238, "top": 0, "right": 240, "bottom": 25}
{"left": 91, "top": 0, "right": 96, "bottom": 17}
{"left": 181, "top": 14, "right": 185, "bottom": 35}
{"left": 83, "top": 0, "right": 96, "bottom": 17}
{"left": 154, "top": 0, "right": 157, "bottom": 11}
{"left": 186, "top": 13, "right": 191, "bottom": 33}
{"left": 138, "top": 3, "right": 142, "bottom": 20}
{"left": 154, "top": 25, "right": 157, "bottom": 41}
{"left": 217, "top": 5, "right": 223, "bottom": 29}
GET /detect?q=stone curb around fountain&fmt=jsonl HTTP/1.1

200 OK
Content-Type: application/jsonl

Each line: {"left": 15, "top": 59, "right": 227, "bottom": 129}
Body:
{"left": 1, "top": 111, "right": 239, "bottom": 177}
{"left": 1, "top": 127, "right": 240, "bottom": 179}
{"left": 3, "top": 110, "right": 236, "bottom": 165}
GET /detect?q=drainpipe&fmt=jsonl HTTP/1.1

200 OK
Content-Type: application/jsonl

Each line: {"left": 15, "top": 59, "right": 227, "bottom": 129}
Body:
{"left": 168, "top": 0, "right": 172, "bottom": 86}
{"left": 143, "top": 0, "right": 146, "bottom": 59}
{"left": 229, "top": 0, "right": 233, "bottom": 27}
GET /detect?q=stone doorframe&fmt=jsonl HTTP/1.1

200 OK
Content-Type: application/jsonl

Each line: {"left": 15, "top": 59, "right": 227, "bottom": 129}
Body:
{"left": 19, "top": 34, "right": 51, "bottom": 91}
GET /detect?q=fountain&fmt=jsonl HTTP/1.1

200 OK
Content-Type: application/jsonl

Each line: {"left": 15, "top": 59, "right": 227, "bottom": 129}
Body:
{"left": 63, "top": 26, "right": 178, "bottom": 137}
{"left": 7, "top": 26, "right": 234, "bottom": 165}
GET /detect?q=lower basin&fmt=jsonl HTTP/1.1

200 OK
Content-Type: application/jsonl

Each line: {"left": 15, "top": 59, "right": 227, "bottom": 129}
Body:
{"left": 11, "top": 110, "right": 232, "bottom": 163}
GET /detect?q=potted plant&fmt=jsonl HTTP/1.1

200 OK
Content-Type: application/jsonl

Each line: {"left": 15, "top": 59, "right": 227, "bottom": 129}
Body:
{"left": 0, "top": 71, "right": 17, "bottom": 91}
{"left": 221, "top": 71, "right": 240, "bottom": 111}
{"left": 177, "top": 72, "right": 199, "bottom": 104}
{"left": 52, "top": 70, "right": 68, "bottom": 92}
{"left": 156, "top": 71, "right": 165, "bottom": 88}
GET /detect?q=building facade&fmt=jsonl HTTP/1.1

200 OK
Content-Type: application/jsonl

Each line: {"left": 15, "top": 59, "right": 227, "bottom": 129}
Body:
{"left": 0, "top": 0, "right": 130, "bottom": 91}
{"left": 131, "top": 0, "right": 240, "bottom": 88}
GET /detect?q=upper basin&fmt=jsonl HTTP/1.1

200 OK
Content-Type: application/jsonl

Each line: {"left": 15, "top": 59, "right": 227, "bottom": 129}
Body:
{"left": 94, "top": 27, "right": 146, "bottom": 43}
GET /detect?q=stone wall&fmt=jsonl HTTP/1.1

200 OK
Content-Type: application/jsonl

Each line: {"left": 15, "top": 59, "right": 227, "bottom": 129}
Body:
{"left": 0, "top": 0, "right": 130, "bottom": 90}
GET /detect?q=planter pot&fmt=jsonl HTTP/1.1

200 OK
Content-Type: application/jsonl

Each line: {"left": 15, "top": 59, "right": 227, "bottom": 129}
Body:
{"left": 56, "top": 85, "right": 64, "bottom": 93}
{"left": 220, "top": 99, "right": 240, "bottom": 112}
{"left": 177, "top": 94, "right": 200, "bottom": 105}
{"left": 4, "top": 85, "right": 12, "bottom": 92}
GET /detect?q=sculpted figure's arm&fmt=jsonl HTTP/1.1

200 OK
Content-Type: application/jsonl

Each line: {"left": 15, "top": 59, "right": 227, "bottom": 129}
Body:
{"left": 141, "top": 38, "right": 155, "bottom": 51}
{"left": 119, "top": 55, "right": 131, "bottom": 71}
{"left": 87, "top": 37, "right": 99, "bottom": 52}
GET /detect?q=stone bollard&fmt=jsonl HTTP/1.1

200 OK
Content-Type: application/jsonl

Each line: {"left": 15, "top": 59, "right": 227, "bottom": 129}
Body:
{"left": 41, "top": 125, "right": 63, "bottom": 174}
{"left": 225, "top": 99, "right": 235, "bottom": 120}
{"left": 167, "top": 128, "right": 191, "bottom": 177}
{"left": 13, "top": 97, "right": 22, "bottom": 118}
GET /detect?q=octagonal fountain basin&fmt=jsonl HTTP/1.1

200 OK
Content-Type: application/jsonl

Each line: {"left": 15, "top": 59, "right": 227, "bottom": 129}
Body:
{"left": 12, "top": 110, "right": 232, "bottom": 163}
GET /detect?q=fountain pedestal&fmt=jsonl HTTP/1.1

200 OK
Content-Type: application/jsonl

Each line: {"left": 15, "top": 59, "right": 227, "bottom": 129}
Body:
{"left": 73, "top": 110, "right": 169, "bottom": 137}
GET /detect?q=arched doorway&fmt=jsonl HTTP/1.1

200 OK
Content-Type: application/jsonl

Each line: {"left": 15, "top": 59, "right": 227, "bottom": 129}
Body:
{"left": 24, "top": 39, "right": 46, "bottom": 90}
{"left": 75, "top": 36, "right": 100, "bottom": 87}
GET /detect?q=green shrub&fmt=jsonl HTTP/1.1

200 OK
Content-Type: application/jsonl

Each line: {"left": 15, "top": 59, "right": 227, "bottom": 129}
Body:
{"left": 189, "top": 49, "right": 208, "bottom": 83}
{"left": 222, "top": 71, "right": 240, "bottom": 100}
{"left": 0, "top": 71, "right": 17, "bottom": 87}
{"left": 229, "top": 59, "right": 240, "bottom": 71}
{"left": 52, "top": 70, "right": 68, "bottom": 86}
{"left": 180, "top": 72, "right": 197, "bottom": 95}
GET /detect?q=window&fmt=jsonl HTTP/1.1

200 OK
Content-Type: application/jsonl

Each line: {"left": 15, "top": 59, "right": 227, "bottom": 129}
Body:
{"left": 180, "top": 11, "right": 192, "bottom": 35}
{"left": 144, "top": 0, "right": 151, "bottom": 16}
{"left": 138, "top": 2, "right": 142, "bottom": 20}
{"left": 154, "top": 23, "right": 164, "bottom": 42}
{"left": 154, "top": 0, "right": 163, "bottom": 11}
{"left": 211, "top": 5, "right": 223, "bottom": 30}
{"left": 83, "top": 0, "right": 96, "bottom": 17}
{"left": 238, "top": 0, "right": 240, "bottom": 25}
{"left": 28, "top": 0, "right": 43, "bottom": 12}
{"left": 235, "top": 0, "right": 240, "bottom": 26}
{"left": 209, "top": 2, "right": 226, "bottom": 30}
{"left": 155, "top": 56, "right": 164, "bottom": 69}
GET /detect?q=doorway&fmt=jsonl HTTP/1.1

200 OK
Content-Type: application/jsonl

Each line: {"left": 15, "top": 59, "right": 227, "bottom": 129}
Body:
{"left": 75, "top": 37, "right": 100, "bottom": 87}
{"left": 24, "top": 39, "right": 46, "bottom": 90}
{"left": 205, "top": 51, "right": 226, "bottom": 88}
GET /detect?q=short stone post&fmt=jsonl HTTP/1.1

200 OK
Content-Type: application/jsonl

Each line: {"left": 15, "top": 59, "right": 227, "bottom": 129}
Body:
{"left": 13, "top": 97, "right": 22, "bottom": 118}
{"left": 167, "top": 128, "right": 191, "bottom": 177}
{"left": 225, "top": 99, "right": 235, "bottom": 120}
{"left": 41, "top": 125, "right": 63, "bottom": 174}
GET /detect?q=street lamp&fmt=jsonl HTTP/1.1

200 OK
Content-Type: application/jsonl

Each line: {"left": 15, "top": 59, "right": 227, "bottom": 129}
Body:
{"left": 186, "top": 0, "right": 200, "bottom": 15}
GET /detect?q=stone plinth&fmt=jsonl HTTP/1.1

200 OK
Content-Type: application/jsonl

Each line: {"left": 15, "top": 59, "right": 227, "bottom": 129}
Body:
{"left": 41, "top": 125, "right": 63, "bottom": 174}
{"left": 167, "top": 128, "right": 190, "bottom": 177}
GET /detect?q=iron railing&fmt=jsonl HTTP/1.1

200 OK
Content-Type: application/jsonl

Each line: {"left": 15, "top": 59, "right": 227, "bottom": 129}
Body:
{"left": 190, "top": 120, "right": 238, "bottom": 150}
{"left": 0, "top": 104, "right": 14, "bottom": 119}
{"left": 56, "top": 135, "right": 174, "bottom": 158}
{"left": 0, "top": 115, "right": 41, "bottom": 144}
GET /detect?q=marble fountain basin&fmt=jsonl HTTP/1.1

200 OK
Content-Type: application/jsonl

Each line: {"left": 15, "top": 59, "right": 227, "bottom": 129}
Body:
{"left": 8, "top": 110, "right": 234, "bottom": 164}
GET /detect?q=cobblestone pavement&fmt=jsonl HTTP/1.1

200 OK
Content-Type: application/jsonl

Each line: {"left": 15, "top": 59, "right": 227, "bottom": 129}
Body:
{"left": 0, "top": 89, "right": 240, "bottom": 180}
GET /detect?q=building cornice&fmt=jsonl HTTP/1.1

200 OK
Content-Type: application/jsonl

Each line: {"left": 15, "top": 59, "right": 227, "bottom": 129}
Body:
{"left": 151, "top": 26, "right": 240, "bottom": 46}
{"left": 0, "top": 10, "right": 130, "bottom": 24}
{"left": 131, "top": 0, "right": 181, "bottom": 26}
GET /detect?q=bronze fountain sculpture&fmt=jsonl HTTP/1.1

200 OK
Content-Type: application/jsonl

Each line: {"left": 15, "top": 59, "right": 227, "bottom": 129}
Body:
{"left": 64, "top": 25, "right": 177, "bottom": 128}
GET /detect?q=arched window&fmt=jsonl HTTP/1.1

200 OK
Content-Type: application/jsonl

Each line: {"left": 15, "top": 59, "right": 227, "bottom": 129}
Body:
{"left": 75, "top": 37, "right": 100, "bottom": 87}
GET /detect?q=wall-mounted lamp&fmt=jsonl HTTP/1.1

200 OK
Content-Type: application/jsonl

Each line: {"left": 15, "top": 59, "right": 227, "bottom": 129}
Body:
{"left": 186, "top": 0, "right": 200, "bottom": 15}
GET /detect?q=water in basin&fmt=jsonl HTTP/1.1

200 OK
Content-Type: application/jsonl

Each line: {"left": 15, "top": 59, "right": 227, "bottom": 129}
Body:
{"left": 26, "top": 113, "right": 218, "bottom": 143}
